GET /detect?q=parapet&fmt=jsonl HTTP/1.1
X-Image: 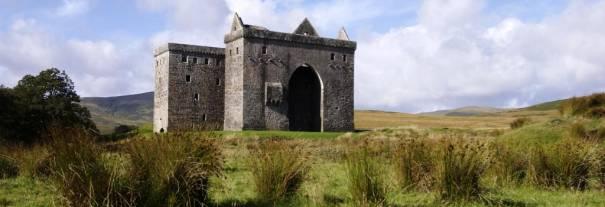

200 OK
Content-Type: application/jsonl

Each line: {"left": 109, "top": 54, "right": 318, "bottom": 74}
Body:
{"left": 224, "top": 13, "right": 356, "bottom": 50}
{"left": 154, "top": 43, "right": 225, "bottom": 57}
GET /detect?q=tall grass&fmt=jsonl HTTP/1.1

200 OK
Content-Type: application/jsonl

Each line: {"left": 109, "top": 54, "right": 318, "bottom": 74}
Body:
{"left": 559, "top": 93, "right": 605, "bottom": 118}
{"left": 528, "top": 138, "right": 595, "bottom": 190}
{"left": 510, "top": 117, "right": 531, "bottom": 129}
{"left": 125, "top": 133, "right": 223, "bottom": 207}
{"left": 393, "top": 138, "right": 436, "bottom": 191}
{"left": 0, "top": 154, "right": 19, "bottom": 178}
{"left": 345, "top": 141, "right": 387, "bottom": 206}
{"left": 569, "top": 122, "right": 605, "bottom": 141}
{"left": 439, "top": 138, "right": 489, "bottom": 202}
{"left": 490, "top": 142, "right": 529, "bottom": 185}
{"left": 43, "top": 129, "right": 223, "bottom": 207}
{"left": 46, "top": 128, "right": 124, "bottom": 206}
{"left": 247, "top": 138, "right": 310, "bottom": 204}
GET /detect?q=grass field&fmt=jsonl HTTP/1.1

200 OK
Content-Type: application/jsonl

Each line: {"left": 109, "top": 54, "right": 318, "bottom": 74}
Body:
{"left": 2, "top": 107, "right": 605, "bottom": 206}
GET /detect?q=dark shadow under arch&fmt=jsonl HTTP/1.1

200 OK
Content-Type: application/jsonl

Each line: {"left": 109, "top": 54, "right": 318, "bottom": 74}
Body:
{"left": 288, "top": 66, "right": 321, "bottom": 131}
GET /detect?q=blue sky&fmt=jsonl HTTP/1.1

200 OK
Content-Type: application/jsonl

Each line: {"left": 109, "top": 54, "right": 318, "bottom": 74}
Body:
{"left": 1, "top": 0, "right": 604, "bottom": 113}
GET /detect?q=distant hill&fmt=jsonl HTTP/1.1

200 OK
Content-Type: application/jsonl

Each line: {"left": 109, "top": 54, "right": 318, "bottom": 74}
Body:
{"left": 522, "top": 99, "right": 563, "bottom": 111}
{"left": 419, "top": 106, "right": 506, "bottom": 116}
{"left": 80, "top": 92, "right": 153, "bottom": 134}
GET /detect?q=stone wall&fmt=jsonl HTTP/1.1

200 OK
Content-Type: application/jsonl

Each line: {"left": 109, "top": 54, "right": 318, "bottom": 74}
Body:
{"left": 224, "top": 25, "right": 356, "bottom": 132}
{"left": 154, "top": 43, "right": 225, "bottom": 132}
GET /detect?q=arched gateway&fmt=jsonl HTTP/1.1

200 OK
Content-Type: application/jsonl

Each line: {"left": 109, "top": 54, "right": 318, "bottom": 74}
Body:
{"left": 288, "top": 66, "right": 322, "bottom": 131}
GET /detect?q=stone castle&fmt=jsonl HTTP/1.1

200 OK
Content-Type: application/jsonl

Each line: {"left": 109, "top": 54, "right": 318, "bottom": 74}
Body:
{"left": 153, "top": 13, "right": 356, "bottom": 132}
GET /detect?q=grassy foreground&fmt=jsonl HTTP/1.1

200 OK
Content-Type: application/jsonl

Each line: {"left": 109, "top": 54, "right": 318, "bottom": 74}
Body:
{"left": 2, "top": 119, "right": 605, "bottom": 206}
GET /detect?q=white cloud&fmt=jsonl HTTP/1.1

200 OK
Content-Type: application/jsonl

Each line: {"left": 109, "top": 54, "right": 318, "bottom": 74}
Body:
{"left": 356, "top": 0, "right": 605, "bottom": 112}
{"left": 0, "top": 18, "right": 152, "bottom": 97}
{"left": 56, "top": 0, "right": 91, "bottom": 16}
{"left": 2, "top": 0, "right": 605, "bottom": 113}
{"left": 137, "top": 0, "right": 230, "bottom": 47}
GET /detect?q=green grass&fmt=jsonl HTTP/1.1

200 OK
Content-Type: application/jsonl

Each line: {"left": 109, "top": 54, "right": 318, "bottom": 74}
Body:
{"left": 4, "top": 123, "right": 605, "bottom": 206}
{"left": 0, "top": 177, "right": 63, "bottom": 207}
{"left": 215, "top": 130, "right": 348, "bottom": 140}
{"left": 497, "top": 121, "right": 566, "bottom": 150}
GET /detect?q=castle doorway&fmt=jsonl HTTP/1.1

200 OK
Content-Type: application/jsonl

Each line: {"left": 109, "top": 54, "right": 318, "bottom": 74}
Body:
{"left": 288, "top": 66, "right": 322, "bottom": 131}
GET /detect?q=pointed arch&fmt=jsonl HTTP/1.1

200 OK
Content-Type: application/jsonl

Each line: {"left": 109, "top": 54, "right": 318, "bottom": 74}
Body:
{"left": 287, "top": 64, "right": 324, "bottom": 131}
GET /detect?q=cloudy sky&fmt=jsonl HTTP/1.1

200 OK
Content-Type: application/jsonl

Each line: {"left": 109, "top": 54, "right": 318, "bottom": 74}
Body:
{"left": 1, "top": 0, "right": 604, "bottom": 113}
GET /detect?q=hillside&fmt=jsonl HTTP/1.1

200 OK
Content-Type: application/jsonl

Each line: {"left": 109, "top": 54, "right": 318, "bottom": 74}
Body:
{"left": 419, "top": 106, "right": 506, "bottom": 116}
{"left": 80, "top": 92, "right": 153, "bottom": 133}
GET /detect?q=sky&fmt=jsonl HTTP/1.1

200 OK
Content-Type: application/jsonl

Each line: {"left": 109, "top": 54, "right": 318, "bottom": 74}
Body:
{"left": 1, "top": 0, "right": 604, "bottom": 113}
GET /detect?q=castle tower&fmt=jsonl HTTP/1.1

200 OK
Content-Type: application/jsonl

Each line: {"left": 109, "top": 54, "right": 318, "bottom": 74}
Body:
{"left": 223, "top": 13, "right": 356, "bottom": 131}
{"left": 153, "top": 43, "right": 225, "bottom": 132}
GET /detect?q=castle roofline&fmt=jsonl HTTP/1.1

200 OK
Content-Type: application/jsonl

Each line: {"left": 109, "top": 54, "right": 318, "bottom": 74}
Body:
{"left": 154, "top": 43, "right": 225, "bottom": 56}
{"left": 224, "top": 27, "right": 356, "bottom": 50}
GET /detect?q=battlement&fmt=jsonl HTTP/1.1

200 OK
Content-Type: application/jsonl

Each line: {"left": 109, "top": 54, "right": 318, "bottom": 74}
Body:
{"left": 224, "top": 13, "right": 356, "bottom": 50}
{"left": 224, "top": 28, "right": 357, "bottom": 50}
{"left": 154, "top": 43, "right": 225, "bottom": 56}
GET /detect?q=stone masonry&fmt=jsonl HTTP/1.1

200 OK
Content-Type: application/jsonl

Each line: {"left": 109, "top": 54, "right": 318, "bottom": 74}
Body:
{"left": 154, "top": 13, "right": 356, "bottom": 132}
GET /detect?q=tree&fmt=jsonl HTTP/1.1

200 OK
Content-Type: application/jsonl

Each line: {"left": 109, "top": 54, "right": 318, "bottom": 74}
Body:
{"left": 0, "top": 68, "right": 98, "bottom": 143}
{"left": 0, "top": 86, "right": 22, "bottom": 140}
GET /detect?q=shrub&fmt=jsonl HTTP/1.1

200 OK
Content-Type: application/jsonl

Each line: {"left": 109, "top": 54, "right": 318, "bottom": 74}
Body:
{"left": 126, "top": 133, "right": 223, "bottom": 207}
{"left": 46, "top": 128, "right": 124, "bottom": 206}
{"left": 569, "top": 122, "right": 605, "bottom": 141}
{"left": 393, "top": 138, "right": 436, "bottom": 191}
{"left": 439, "top": 139, "right": 488, "bottom": 201}
{"left": 569, "top": 122, "right": 588, "bottom": 139}
{"left": 559, "top": 93, "right": 605, "bottom": 118}
{"left": 528, "top": 139, "right": 595, "bottom": 190}
{"left": 490, "top": 142, "right": 528, "bottom": 185}
{"left": 248, "top": 139, "right": 310, "bottom": 203}
{"left": 345, "top": 143, "right": 386, "bottom": 206}
{"left": 0, "top": 154, "right": 19, "bottom": 178}
{"left": 510, "top": 117, "right": 531, "bottom": 129}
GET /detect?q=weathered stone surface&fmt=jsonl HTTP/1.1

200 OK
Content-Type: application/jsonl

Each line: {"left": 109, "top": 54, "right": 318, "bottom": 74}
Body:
{"left": 154, "top": 43, "right": 225, "bottom": 132}
{"left": 154, "top": 15, "right": 356, "bottom": 132}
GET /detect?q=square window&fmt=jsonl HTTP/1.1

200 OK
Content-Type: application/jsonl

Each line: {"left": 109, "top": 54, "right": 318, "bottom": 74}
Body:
{"left": 181, "top": 55, "right": 187, "bottom": 62}
{"left": 330, "top": 53, "right": 335, "bottom": 61}
{"left": 193, "top": 58, "right": 198, "bottom": 64}
{"left": 186, "top": 75, "right": 191, "bottom": 82}
{"left": 204, "top": 58, "right": 209, "bottom": 65}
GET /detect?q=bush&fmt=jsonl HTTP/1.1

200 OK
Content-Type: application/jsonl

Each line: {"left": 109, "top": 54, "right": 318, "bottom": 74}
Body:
{"left": 490, "top": 142, "right": 528, "bottom": 185}
{"left": 46, "top": 129, "right": 223, "bottom": 207}
{"left": 510, "top": 117, "right": 531, "bottom": 129}
{"left": 248, "top": 139, "right": 310, "bottom": 203}
{"left": 126, "top": 133, "right": 223, "bottom": 207}
{"left": 0, "top": 154, "right": 19, "bottom": 178}
{"left": 345, "top": 143, "right": 386, "bottom": 206}
{"left": 393, "top": 138, "right": 436, "bottom": 191}
{"left": 439, "top": 139, "right": 488, "bottom": 201}
{"left": 46, "top": 128, "right": 123, "bottom": 206}
{"left": 559, "top": 93, "right": 605, "bottom": 118}
{"left": 528, "top": 139, "right": 595, "bottom": 190}
{"left": 569, "top": 122, "right": 605, "bottom": 141}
